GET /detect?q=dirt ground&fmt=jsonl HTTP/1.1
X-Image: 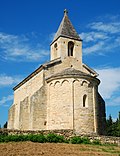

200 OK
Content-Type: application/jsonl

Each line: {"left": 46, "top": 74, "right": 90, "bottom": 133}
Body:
{"left": 0, "top": 142, "right": 119, "bottom": 156}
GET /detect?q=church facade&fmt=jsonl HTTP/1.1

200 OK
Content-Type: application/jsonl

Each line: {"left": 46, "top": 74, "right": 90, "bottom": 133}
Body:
{"left": 8, "top": 10, "right": 106, "bottom": 135}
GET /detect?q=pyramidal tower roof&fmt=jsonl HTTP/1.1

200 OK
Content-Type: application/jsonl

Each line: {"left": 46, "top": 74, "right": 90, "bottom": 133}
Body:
{"left": 52, "top": 9, "right": 82, "bottom": 44}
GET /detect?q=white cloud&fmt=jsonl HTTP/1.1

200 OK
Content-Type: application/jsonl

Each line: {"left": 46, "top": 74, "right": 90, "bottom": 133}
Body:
{"left": 0, "top": 74, "right": 22, "bottom": 87}
{"left": 108, "top": 96, "right": 120, "bottom": 107}
{"left": 0, "top": 32, "right": 49, "bottom": 62}
{"left": 83, "top": 41, "right": 104, "bottom": 54}
{"left": 88, "top": 22, "right": 120, "bottom": 34}
{"left": 113, "top": 97, "right": 120, "bottom": 103}
{"left": 115, "top": 37, "right": 120, "bottom": 44}
{"left": 49, "top": 33, "right": 55, "bottom": 41}
{"left": 83, "top": 36, "right": 120, "bottom": 55}
{"left": 106, "top": 97, "right": 120, "bottom": 107}
{"left": 0, "top": 95, "right": 13, "bottom": 106}
{"left": 0, "top": 33, "right": 18, "bottom": 43}
{"left": 96, "top": 67, "right": 120, "bottom": 106}
{"left": 80, "top": 32, "right": 108, "bottom": 42}
{"left": 81, "top": 15, "right": 120, "bottom": 55}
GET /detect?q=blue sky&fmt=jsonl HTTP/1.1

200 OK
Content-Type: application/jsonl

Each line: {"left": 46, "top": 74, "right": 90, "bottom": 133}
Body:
{"left": 0, "top": 0, "right": 120, "bottom": 127}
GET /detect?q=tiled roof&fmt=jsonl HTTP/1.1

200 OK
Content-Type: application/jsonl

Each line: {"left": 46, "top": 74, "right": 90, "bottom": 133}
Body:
{"left": 46, "top": 68, "right": 91, "bottom": 80}
{"left": 52, "top": 9, "right": 81, "bottom": 43}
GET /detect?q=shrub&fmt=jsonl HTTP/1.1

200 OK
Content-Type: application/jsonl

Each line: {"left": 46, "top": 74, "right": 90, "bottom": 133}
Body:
{"left": 4, "top": 135, "right": 20, "bottom": 142}
{"left": 28, "top": 134, "right": 46, "bottom": 143}
{"left": 64, "top": 138, "right": 70, "bottom": 143}
{"left": 70, "top": 136, "right": 83, "bottom": 144}
{"left": 0, "top": 134, "right": 98, "bottom": 145}
{"left": 82, "top": 137, "right": 90, "bottom": 144}
{"left": 92, "top": 139, "right": 101, "bottom": 145}
{"left": 46, "top": 133, "right": 65, "bottom": 143}
{"left": 0, "top": 135, "right": 5, "bottom": 142}
{"left": 71, "top": 136, "right": 90, "bottom": 144}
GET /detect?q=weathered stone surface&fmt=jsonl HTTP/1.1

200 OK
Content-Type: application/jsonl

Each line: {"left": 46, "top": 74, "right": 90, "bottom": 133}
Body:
{"left": 97, "top": 93, "right": 106, "bottom": 135}
{"left": 30, "top": 86, "right": 47, "bottom": 130}
{"left": 8, "top": 105, "right": 15, "bottom": 129}
{"left": 19, "top": 97, "right": 29, "bottom": 130}
{"left": 8, "top": 10, "right": 106, "bottom": 135}
{"left": 47, "top": 79, "right": 73, "bottom": 130}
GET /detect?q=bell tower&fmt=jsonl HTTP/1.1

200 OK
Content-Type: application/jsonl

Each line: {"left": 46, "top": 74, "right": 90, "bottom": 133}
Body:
{"left": 50, "top": 9, "right": 82, "bottom": 64}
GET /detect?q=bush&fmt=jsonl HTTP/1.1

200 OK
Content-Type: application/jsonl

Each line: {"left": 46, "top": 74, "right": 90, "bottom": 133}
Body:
{"left": 4, "top": 135, "right": 26, "bottom": 142}
{"left": 82, "top": 137, "right": 90, "bottom": 144}
{"left": 4, "top": 135, "right": 19, "bottom": 142}
{"left": 0, "top": 135, "right": 5, "bottom": 142}
{"left": 64, "top": 138, "right": 70, "bottom": 143}
{"left": 46, "top": 133, "right": 65, "bottom": 143}
{"left": 71, "top": 136, "right": 90, "bottom": 144}
{"left": 92, "top": 139, "right": 101, "bottom": 145}
{"left": 0, "top": 134, "right": 65, "bottom": 143}
{"left": 0, "top": 134, "right": 100, "bottom": 145}
{"left": 29, "top": 134, "right": 46, "bottom": 143}
{"left": 70, "top": 136, "right": 83, "bottom": 144}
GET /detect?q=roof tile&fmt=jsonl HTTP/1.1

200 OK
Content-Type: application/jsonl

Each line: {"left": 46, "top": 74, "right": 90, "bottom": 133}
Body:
{"left": 52, "top": 10, "right": 81, "bottom": 43}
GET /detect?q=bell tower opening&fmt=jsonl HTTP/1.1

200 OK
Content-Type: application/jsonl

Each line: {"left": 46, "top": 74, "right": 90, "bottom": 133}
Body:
{"left": 68, "top": 41, "right": 74, "bottom": 56}
{"left": 50, "top": 9, "right": 82, "bottom": 63}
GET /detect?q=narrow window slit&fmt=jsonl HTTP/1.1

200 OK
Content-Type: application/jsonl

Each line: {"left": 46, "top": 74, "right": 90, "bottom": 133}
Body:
{"left": 68, "top": 41, "right": 74, "bottom": 56}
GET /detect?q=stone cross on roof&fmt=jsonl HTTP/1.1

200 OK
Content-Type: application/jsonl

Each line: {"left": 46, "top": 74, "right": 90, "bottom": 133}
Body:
{"left": 52, "top": 9, "right": 82, "bottom": 43}
{"left": 64, "top": 9, "right": 68, "bottom": 15}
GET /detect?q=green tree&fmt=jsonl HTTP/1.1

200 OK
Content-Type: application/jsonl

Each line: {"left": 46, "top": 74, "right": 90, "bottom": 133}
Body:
{"left": 106, "top": 114, "right": 112, "bottom": 127}
{"left": 106, "top": 112, "right": 120, "bottom": 137}
{"left": 3, "top": 122, "right": 7, "bottom": 128}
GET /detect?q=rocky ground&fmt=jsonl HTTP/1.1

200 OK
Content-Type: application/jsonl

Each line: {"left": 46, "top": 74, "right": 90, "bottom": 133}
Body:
{"left": 0, "top": 142, "right": 119, "bottom": 156}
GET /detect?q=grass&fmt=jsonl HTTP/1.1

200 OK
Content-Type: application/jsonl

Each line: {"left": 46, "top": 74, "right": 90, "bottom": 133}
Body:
{"left": 101, "top": 146, "right": 120, "bottom": 154}
{"left": 0, "top": 133, "right": 119, "bottom": 153}
{"left": 79, "top": 144, "right": 120, "bottom": 155}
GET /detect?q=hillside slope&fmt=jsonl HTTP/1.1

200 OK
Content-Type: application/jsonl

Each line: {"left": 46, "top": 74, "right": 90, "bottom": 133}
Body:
{"left": 0, "top": 142, "right": 120, "bottom": 156}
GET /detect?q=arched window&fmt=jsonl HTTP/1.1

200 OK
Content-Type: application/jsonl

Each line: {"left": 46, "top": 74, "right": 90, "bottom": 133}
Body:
{"left": 54, "top": 43, "right": 57, "bottom": 49}
{"left": 83, "top": 95, "right": 87, "bottom": 107}
{"left": 68, "top": 41, "right": 74, "bottom": 56}
{"left": 53, "top": 43, "right": 58, "bottom": 58}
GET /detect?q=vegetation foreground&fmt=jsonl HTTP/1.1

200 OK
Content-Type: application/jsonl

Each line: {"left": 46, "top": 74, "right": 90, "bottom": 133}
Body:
{"left": 0, "top": 133, "right": 112, "bottom": 144}
{"left": 0, "top": 133, "right": 120, "bottom": 155}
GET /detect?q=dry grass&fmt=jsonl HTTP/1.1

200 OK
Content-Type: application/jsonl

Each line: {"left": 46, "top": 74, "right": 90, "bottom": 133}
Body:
{"left": 0, "top": 142, "right": 119, "bottom": 156}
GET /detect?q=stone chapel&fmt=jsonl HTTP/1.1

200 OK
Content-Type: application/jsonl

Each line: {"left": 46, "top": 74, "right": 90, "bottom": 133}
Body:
{"left": 8, "top": 10, "right": 106, "bottom": 135}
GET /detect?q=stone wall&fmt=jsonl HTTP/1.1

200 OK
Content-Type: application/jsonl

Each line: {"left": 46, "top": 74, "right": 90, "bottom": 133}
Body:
{"left": 14, "top": 70, "right": 44, "bottom": 104}
{"left": 50, "top": 37, "right": 82, "bottom": 64}
{"left": 8, "top": 70, "right": 44, "bottom": 129}
{"left": 30, "top": 86, "right": 47, "bottom": 130}
{"left": 8, "top": 40, "right": 106, "bottom": 135}
{"left": 74, "top": 80, "right": 94, "bottom": 134}
{"left": 15, "top": 86, "right": 47, "bottom": 130}
{"left": 47, "top": 79, "right": 73, "bottom": 130}
{"left": 8, "top": 105, "right": 15, "bottom": 129}
{"left": 19, "top": 97, "right": 29, "bottom": 130}
{"left": 47, "top": 77, "right": 100, "bottom": 135}
{"left": 0, "top": 129, "right": 119, "bottom": 146}
{"left": 97, "top": 93, "right": 106, "bottom": 135}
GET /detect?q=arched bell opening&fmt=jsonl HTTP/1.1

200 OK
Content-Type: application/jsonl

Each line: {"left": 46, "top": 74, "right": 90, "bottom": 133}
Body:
{"left": 68, "top": 41, "right": 74, "bottom": 56}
